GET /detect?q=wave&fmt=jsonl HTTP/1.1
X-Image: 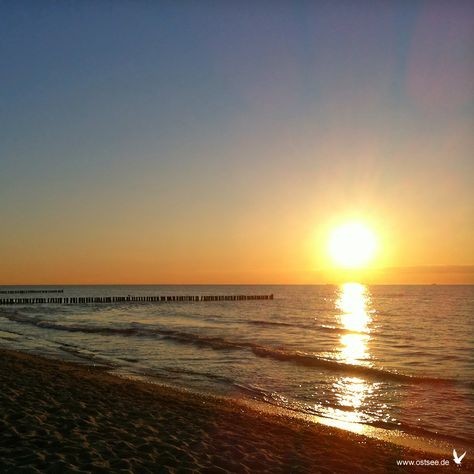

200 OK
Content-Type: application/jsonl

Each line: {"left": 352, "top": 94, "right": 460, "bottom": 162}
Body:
{"left": 246, "top": 319, "right": 367, "bottom": 335}
{"left": 164, "top": 367, "right": 236, "bottom": 386}
{"left": 246, "top": 320, "right": 296, "bottom": 328}
{"left": 249, "top": 346, "right": 442, "bottom": 383}
{"left": 0, "top": 311, "right": 462, "bottom": 386}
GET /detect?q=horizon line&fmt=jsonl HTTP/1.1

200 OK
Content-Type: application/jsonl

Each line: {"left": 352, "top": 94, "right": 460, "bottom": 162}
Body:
{"left": 1, "top": 283, "right": 473, "bottom": 287}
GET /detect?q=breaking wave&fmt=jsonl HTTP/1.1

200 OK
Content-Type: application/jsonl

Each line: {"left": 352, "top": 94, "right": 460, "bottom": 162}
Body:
{"left": 1, "top": 311, "right": 460, "bottom": 386}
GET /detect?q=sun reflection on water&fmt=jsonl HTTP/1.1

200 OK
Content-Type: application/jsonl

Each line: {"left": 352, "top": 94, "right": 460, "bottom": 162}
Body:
{"left": 329, "top": 283, "right": 374, "bottom": 428}
{"left": 340, "top": 333, "right": 369, "bottom": 364}
{"left": 336, "top": 282, "right": 371, "bottom": 335}
{"left": 336, "top": 376, "right": 369, "bottom": 409}
{"left": 336, "top": 282, "right": 372, "bottom": 364}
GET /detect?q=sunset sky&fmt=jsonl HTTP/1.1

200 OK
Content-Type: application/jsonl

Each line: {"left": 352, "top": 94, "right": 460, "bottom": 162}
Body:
{"left": 1, "top": 1, "right": 473, "bottom": 284}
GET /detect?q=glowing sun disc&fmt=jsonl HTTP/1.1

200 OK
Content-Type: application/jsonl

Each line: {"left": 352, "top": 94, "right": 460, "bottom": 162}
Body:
{"left": 328, "top": 222, "right": 377, "bottom": 268}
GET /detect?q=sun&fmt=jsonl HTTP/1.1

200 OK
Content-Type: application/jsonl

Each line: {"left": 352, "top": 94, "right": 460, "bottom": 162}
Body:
{"left": 328, "top": 222, "right": 377, "bottom": 269}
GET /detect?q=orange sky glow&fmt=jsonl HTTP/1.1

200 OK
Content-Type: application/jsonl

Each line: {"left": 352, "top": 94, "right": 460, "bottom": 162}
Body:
{"left": 1, "top": 2, "right": 473, "bottom": 285}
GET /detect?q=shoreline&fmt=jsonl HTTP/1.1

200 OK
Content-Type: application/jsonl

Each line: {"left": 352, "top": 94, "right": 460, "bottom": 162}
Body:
{"left": 1, "top": 349, "right": 469, "bottom": 473}
{"left": 113, "top": 371, "right": 464, "bottom": 457}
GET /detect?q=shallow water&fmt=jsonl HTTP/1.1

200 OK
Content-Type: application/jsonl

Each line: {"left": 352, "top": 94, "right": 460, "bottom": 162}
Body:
{"left": 0, "top": 284, "right": 472, "bottom": 445}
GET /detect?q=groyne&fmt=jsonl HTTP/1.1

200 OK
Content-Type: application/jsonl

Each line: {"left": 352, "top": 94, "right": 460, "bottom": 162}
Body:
{"left": 0, "top": 289, "right": 64, "bottom": 294}
{"left": 0, "top": 294, "right": 273, "bottom": 305}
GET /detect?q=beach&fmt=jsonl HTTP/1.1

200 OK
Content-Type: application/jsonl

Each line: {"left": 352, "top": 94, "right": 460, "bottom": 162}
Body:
{"left": 1, "top": 349, "right": 467, "bottom": 473}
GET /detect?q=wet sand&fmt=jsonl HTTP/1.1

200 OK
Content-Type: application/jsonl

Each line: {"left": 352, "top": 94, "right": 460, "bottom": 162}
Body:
{"left": 0, "top": 349, "right": 468, "bottom": 473}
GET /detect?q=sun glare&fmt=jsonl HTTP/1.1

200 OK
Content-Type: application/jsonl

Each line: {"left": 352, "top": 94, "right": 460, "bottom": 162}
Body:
{"left": 328, "top": 222, "right": 377, "bottom": 269}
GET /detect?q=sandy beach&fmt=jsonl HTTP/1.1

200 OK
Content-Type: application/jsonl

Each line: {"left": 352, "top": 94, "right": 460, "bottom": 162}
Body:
{"left": 0, "top": 349, "right": 468, "bottom": 473}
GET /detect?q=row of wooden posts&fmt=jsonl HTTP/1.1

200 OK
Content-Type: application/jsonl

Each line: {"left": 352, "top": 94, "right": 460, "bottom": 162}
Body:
{"left": 0, "top": 294, "right": 274, "bottom": 305}
{"left": 0, "top": 289, "right": 64, "bottom": 294}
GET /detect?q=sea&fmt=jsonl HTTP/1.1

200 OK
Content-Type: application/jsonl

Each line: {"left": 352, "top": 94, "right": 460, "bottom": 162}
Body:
{"left": 0, "top": 284, "right": 472, "bottom": 449}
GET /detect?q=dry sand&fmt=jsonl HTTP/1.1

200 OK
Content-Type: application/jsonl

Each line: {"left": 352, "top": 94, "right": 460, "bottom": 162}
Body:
{"left": 0, "top": 349, "right": 469, "bottom": 473}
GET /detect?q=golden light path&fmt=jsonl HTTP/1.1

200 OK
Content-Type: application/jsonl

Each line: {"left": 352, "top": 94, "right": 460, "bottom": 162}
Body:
{"left": 337, "top": 282, "right": 371, "bottom": 363}
{"left": 307, "top": 283, "right": 453, "bottom": 455}
{"left": 325, "top": 283, "right": 374, "bottom": 427}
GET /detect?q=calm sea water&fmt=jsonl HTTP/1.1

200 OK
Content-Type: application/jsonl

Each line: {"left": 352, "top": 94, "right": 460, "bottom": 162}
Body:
{"left": 0, "top": 284, "right": 472, "bottom": 446}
